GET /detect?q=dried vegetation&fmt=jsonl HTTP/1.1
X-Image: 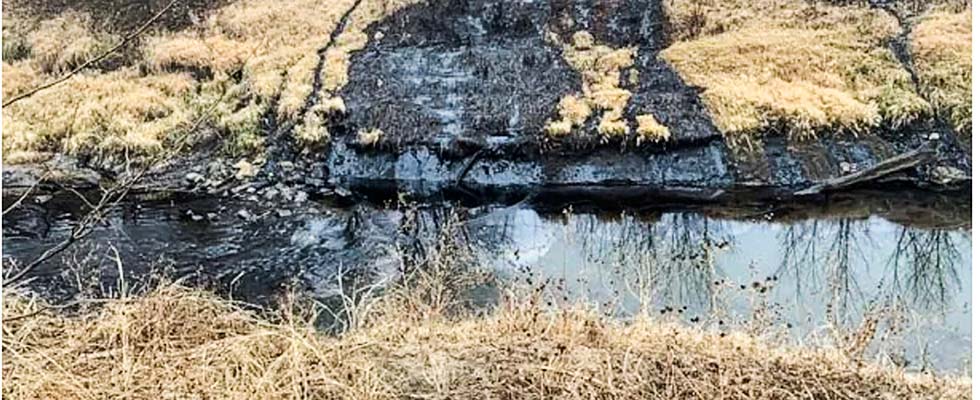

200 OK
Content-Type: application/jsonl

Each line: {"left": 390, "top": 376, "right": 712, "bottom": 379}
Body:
{"left": 661, "top": 0, "right": 932, "bottom": 148}
{"left": 910, "top": 6, "right": 972, "bottom": 136}
{"left": 546, "top": 31, "right": 671, "bottom": 143}
{"left": 2, "top": 68, "right": 196, "bottom": 164}
{"left": 2, "top": 283, "right": 971, "bottom": 399}
{"left": 2, "top": 0, "right": 418, "bottom": 164}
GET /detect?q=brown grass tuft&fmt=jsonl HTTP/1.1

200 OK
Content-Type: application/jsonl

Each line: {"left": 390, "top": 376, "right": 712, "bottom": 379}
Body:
{"left": 911, "top": 7, "right": 972, "bottom": 136}
{"left": 636, "top": 114, "right": 671, "bottom": 143}
{"left": 143, "top": 33, "right": 249, "bottom": 74}
{"left": 294, "top": 112, "right": 330, "bottom": 147}
{"left": 547, "top": 31, "right": 637, "bottom": 141}
{"left": 2, "top": 285, "right": 970, "bottom": 399}
{"left": 356, "top": 128, "right": 384, "bottom": 147}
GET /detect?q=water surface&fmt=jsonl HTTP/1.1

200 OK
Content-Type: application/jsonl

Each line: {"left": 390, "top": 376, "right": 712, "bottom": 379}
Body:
{"left": 2, "top": 191, "right": 970, "bottom": 372}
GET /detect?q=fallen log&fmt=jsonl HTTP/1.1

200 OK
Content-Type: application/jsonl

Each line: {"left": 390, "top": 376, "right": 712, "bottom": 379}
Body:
{"left": 794, "top": 146, "right": 935, "bottom": 196}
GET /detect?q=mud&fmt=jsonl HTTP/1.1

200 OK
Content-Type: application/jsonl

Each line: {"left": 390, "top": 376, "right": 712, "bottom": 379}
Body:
{"left": 325, "top": 0, "right": 971, "bottom": 200}
{"left": 1, "top": 0, "right": 972, "bottom": 204}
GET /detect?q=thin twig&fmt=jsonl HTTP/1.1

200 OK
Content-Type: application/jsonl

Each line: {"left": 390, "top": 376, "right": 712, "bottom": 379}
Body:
{"left": 2, "top": 0, "right": 180, "bottom": 108}
{"left": 2, "top": 171, "right": 51, "bottom": 216}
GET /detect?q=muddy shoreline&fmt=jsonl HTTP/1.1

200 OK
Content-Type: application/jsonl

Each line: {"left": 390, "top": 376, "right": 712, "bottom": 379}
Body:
{"left": 2, "top": 0, "right": 971, "bottom": 204}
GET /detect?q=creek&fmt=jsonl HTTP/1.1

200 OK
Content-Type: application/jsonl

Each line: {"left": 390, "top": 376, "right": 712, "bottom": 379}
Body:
{"left": 2, "top": 190, "right": 970, "bottom": 373}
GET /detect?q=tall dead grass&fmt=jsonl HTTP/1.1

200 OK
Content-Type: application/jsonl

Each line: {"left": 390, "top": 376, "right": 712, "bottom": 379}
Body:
{"left": 2, "top": 206, "right": 971, "bottom": 399}
{"left": 1, "top": 9, "right": 204, "bottom": 164}
{"left": 2, "top": 284, "right": 970, "bottom": 399}
{"left": 911, "top": 6, "right": 972, "bottom": 136}
{"left": 662, "top": 0, "right": 930, "bottom": 148}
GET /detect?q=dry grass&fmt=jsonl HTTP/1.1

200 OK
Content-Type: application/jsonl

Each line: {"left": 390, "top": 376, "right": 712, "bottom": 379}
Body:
{"left": 0, "top": 9, "right": 118, "bottom": 74}
{"left": 636, "top": 114, "right": 671, "bottom": 143}
{"left": 2, "top": 0, "right": 419, "bottom": 164}
{"left": 2, "top": 68, "right": 196, "bottom": 163}
{"left": 143, "top": 0, "right": 418, "bottom": 146}
{"left": 294, "top": 112, "right": 331, "bottom": 147}
{"left": 143, "top": 33, "right": 249, "bottom": 74}
{"left": 2, "top": 61, "right": 42, "bottom": 99}
{"left": 2, "top": 285, "right": 970, "bottom": 399}
{"left": 547, "top": 31, "right": 640, "bottom": 140}
{"left": 910, "top": 7, "right": 972, "bottom": 136}
{"left": 26, "top": 11, "right": 117, "bottom": 74}
{"left": 356, "top": 128, "right": 385, "bottom": 147}
{"left": 2, "top": 8, "right": 39, "bottom": 62}
{"left": 662, "top": 0, "right": 930, "bottom": 147}
{"left": 0, "top": 8, "right": 214, "bottom": 165}
{"left": 142, "top": 0, "right": 358, "bottom": 149}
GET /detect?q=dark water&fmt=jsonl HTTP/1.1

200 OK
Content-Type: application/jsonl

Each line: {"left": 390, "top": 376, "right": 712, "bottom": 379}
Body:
{"left": 2, "top": 191, "right": 971, "bottom": 373}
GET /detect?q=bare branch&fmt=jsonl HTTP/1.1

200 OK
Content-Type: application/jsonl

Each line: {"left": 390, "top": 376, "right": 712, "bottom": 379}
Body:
{"left": 2, "top": 171, "right": 51, "bottom": 216}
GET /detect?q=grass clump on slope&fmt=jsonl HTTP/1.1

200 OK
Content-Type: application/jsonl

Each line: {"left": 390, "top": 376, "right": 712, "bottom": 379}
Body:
{"left": 911, "top": 6, "right": 972, "bottom": 136}
{"left": 662, "top": 0, "right": 930, "bottom": 149}
{"left": 546, "top": 31, "right": 672, "bottom": 144}
{"left": 2, "top": 284, "right": 970, "bottom": 400}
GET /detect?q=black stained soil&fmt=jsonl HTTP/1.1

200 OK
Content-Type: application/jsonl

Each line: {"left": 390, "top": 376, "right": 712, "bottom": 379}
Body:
{"left": 339, "top": 0, "right": 580, "bottom": 156}
{"left": 337, "top": 0, "right": 721, "bottom": 157}
{"left": 325, "top": 0, "right": 970, "bottom": 198}
{"left": 4, "top": 0, "right": 230, "bottom": 33}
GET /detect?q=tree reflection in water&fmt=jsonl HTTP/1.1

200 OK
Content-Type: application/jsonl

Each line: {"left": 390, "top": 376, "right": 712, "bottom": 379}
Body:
{"left": 779, "top": 220, "right": 865, "bottom": 327}
{"left": 884, "top": 228, "right": 965, "bottom": 314}
{"left": 409, "top": 203, "right": 969, "bottom": 370}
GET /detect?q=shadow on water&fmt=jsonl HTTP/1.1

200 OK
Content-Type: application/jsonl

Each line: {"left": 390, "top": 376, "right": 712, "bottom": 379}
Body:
{"left": 1, "top": 190, "right": 971, "bottom": 373}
